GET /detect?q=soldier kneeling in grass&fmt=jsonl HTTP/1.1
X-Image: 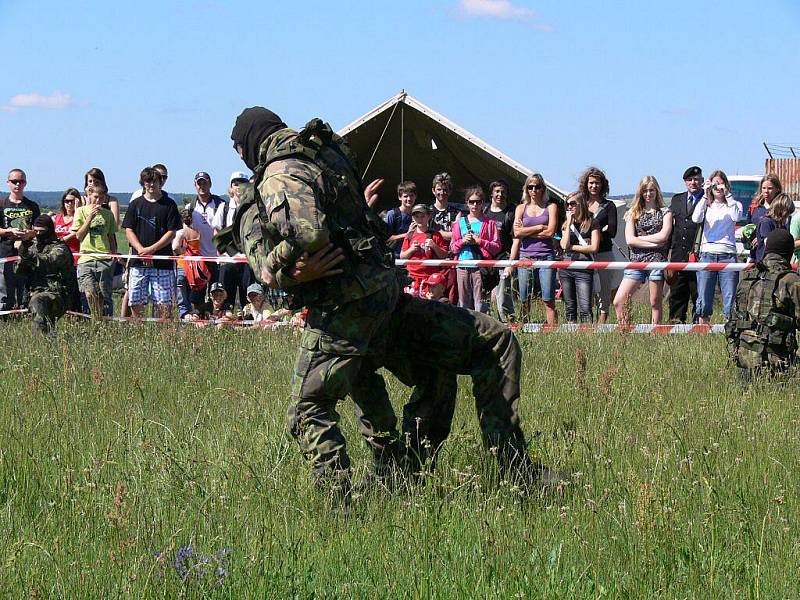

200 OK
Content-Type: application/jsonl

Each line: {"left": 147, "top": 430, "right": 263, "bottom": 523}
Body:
{"left": 14, "top": 215, "right": 77, "bottom": 335}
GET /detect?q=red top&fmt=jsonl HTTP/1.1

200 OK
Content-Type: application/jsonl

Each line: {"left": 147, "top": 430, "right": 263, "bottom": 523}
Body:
{"left": 54, "top": 213, "right": 80, "bottom": 265}
{"left": 400, "top": 228, "right": 447, "bottom": 280}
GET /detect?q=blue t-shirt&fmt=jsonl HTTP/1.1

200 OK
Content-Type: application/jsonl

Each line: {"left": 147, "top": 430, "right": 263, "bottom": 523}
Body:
{"left": 458, "top": 218, "right": 483, "bottom": 266}
{"left": 385, "top": 208, "right": 412, "bottom": 257}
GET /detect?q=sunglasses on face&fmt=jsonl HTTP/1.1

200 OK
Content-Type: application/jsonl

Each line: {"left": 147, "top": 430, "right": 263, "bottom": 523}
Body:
{"left": 9, "top": 179, "right": 26, "bottom": 185}
{"left": 467, "top": 200, "right": 483, "bottom": 205}
{"left": 527, "top": 184, "right": 544, "bottom": 191}
{"left": 566, "top": 202, "right": 577, "bottom": 207}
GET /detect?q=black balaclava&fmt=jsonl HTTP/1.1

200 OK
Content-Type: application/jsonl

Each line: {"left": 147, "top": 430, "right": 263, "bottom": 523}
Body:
{"left": 231, "top": 107, "right": 287, "bottom": 171}
{"left": 764, "top": 228, "right": 794, "bottom": 259}
{"left": 33, "top": 214, "right": 57, "bottom": 244}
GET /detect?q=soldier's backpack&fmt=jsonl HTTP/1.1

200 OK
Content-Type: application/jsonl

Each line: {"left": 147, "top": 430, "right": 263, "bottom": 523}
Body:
{"left": 215, "top": 119, "right": 392, "bottom": 304}
{"left": 725, "top": 264, "right": 799, "bottom": 368}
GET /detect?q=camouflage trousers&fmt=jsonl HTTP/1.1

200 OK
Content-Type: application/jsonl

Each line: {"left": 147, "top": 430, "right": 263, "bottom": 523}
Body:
{"left": 288, "top": 279, "right": 531, "bottom": 490}
{"left": 373, "top": 294, "right": 531, "bottom": 475}
{"left": 28, "top": 291, "right": 66, "bottom": 334}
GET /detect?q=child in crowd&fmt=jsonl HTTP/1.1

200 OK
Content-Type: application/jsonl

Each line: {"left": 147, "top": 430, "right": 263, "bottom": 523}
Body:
{"left": 384, "top": 181, "right": 416, "bottom": 257}
{"left": 173, "top": 207, "right": 203, "bottom": 318}
{"left": 754, "top": 192, "right": 793, "bottom": 262}
{"left": 559, "top": 192, "right": 600, "bottom": 323}
{"left": 399, "top": 203, "right": 448, "bottom": 295}
{"left": 72, "top": 187, "right": 117, "bottom": 317}
{"left": 449, "top": 186, "right": 501, "bottom": 312}
{"left": 241, "top": 282, "right": 291, "bottom": 324}
{"left": 185, "top": 282, "right": 234, "bottom": 324}
{"left": 421, "top": 271, "right": 450, "bottom": 303}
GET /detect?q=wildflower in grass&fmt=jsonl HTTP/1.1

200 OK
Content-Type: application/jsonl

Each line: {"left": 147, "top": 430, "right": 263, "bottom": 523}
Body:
{"left": 155, "top": 545, "right": 231, "bottom": 588}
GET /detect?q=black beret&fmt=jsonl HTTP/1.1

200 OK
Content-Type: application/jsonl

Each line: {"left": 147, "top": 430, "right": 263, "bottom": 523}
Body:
{"left": 682, "top": 166, "right": 702, "bottom": 180}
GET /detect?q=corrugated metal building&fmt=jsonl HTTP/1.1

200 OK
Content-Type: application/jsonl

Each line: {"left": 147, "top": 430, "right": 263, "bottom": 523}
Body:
{"left": 766, "top": 159, "right": 800, "bottom": 202}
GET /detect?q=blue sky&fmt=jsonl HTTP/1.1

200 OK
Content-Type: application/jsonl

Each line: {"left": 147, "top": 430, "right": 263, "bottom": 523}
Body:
{"left": 1, "top": 0, "right": 798, "bottom": 195}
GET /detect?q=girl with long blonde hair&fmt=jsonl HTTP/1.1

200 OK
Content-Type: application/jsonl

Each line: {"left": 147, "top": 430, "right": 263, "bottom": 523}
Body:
{"left": 613, "top": 176, "right": 673, "bottom": 325}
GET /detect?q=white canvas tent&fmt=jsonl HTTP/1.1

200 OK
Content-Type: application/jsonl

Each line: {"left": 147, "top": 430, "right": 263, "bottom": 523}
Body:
{"left": 338, "top": 90, "right": 567, "bottom": 210}
{"left": 338, "top": 91, "right": 629, "bottom": 258}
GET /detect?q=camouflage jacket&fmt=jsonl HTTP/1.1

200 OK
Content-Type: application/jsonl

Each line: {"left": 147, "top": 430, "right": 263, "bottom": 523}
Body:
{"left": 14, "top": 237, "right": 75, "bottom": 297}
{"left": 727, "top": 253, "right": 800, "bottom": 370}
{"left": 233, "top": 127, "right": 394, "bottom": 309}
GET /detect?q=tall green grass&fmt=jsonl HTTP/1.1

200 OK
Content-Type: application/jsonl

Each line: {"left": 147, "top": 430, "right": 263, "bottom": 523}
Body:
{"left": 0, "top": 320, "right": 797, "bottom": 598}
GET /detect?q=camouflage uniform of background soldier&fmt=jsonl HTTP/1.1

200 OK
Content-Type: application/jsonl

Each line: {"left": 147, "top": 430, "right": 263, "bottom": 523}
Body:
{"left": 224, "top": 107, "right": 559, "bottom": 501}
{"left": 13, "top": 215, "right": 76, "bottom": 334}
{"left": 726, "top": 229, "right": 800, "bottom": 381}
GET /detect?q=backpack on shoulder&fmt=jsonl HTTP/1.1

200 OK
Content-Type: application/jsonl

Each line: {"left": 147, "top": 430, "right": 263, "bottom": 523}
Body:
{"left": 182, "top": 241, "right": 212, "bottom": 292}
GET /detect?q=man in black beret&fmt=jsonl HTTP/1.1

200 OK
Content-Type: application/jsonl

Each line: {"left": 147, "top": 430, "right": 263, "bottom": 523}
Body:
{"left": 668, "top": 166, "right": 704, "bottom": 323}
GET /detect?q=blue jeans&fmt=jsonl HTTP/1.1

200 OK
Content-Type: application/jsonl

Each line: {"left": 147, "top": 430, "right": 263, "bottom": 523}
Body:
{"left": 695, "top": 252, "right": 739, "bottom": 319}
{"left": 176, "top": 267, "right": 192, "bottom": 318}
{"left": 559, "top": 268, "right": 594, "bottom": 323}
{"left": 518, "top": 255, "right": 556, "bottom": 302}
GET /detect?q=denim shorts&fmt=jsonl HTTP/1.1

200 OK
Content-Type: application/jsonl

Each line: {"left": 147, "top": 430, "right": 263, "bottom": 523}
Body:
{"left": 623, "top": 268, "right": 664, "bottom": 283}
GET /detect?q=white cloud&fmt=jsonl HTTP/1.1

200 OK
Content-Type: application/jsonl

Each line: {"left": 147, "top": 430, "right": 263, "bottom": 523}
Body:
{"left": 3, "top": 91, "right": 75, "bottom": 112}
{"left": 457, "top": 0, "right": 552, "bottom": 29}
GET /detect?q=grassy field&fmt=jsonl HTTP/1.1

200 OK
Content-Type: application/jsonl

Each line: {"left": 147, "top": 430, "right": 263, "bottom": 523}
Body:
{"left": 1, "top": 319, "right": 798, "bottom": 598}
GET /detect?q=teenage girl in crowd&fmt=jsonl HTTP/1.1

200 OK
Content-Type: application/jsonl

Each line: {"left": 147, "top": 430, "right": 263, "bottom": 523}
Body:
{"left": 450, "top": 186, "right": 500, "bottom": 312}
{"left": 559, "top": 192, "right": 600, "bottom": 323}
{"left": 754, "top": 192, "right": 793, "bottom": 262}
{"left": 53, "top": 188, "right": 81, "bottom": 310}
{"left": 748, "top": 174, "right": 784, "bottom": 260}
{"left": 578, "top": 167, "right": 619, "bottom": 324}
{"left": 54, "top": 188, "right": 81, "bottom": 262}
{"left": 511, "top": 173, "right": 558, "bottom": 325}
{"left": 84, "top": 168, "right": 121, "bottom": 225}
{"left": 613, "top": 176, "right": 673, "bottom": 325}
{"left": 691, "top": 170, "right": 742, "bottom": 324}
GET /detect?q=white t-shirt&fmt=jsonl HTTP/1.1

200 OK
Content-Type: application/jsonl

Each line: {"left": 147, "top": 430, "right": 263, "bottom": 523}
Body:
{"left": 212, "top": 197, "right": 244, "bottom": 258}
{"left": 191, "top": 197, "right": 223, "bottom": 258}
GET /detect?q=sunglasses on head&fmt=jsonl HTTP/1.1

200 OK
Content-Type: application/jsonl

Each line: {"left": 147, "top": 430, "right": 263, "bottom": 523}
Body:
{"left": 526, "top": 184, "right": 544, "bottom": 191}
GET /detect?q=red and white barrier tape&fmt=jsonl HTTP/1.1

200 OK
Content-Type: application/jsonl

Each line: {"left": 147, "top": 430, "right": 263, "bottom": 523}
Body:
{"left": 62, "top": 253, "right": 767, "bottom": 272}
{"left": 1, "top": 250, "right": 769, "bottom": 272}
{"left": 396, "top": 258, "right": 762, "bottom": 272}
{"left": 0, "top": 308, "right": 27, "bottom": 316}
{"left": 515, "top": 323, "right": 724, "bottom": 334}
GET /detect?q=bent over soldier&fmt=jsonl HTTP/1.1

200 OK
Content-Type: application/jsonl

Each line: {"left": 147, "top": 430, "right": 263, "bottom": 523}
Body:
{"left": 224, "top": 107, "right": 560, "bottom": 502}
{"left": 14, "top": 215, "right": 76, "bottom": 334}
{"left": 726, "top": 229, "right": 800, "bottom": 381}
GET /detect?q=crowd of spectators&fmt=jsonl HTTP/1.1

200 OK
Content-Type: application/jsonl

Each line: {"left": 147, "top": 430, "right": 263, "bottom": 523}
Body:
{"left": 369, "top": 167, "right": 798, "bottom": 326}
{"left": 2, "top": 165, "right": 797, "bottom": 328}
{"left": 0, "top": 166, "right": 300, "bottom": 328}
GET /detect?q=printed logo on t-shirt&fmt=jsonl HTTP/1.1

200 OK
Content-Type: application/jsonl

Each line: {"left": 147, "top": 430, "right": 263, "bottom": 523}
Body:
{"left": 3, "top": 206, "right": 34, "bottom": 230}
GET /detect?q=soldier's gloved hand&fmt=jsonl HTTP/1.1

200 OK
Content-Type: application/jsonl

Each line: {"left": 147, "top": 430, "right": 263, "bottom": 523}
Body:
{"left": 290, "top": 243, "right": 345, "bottom": 283}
